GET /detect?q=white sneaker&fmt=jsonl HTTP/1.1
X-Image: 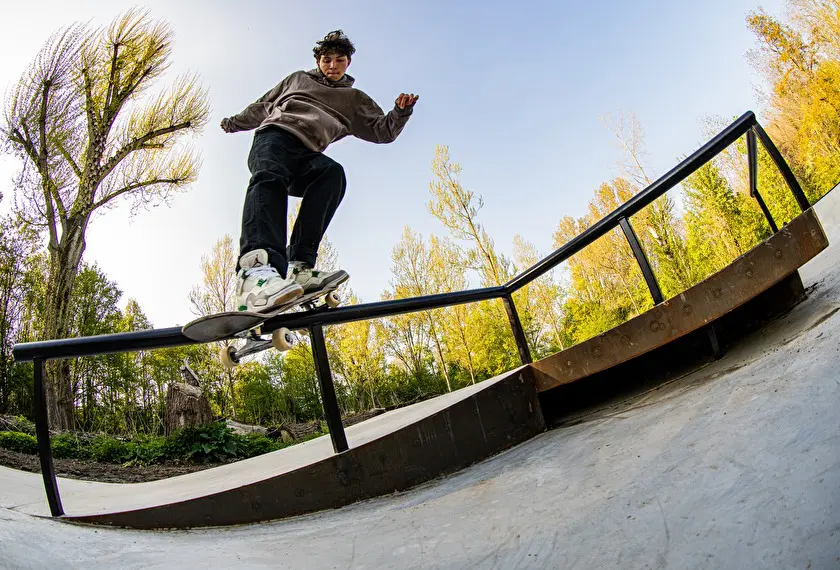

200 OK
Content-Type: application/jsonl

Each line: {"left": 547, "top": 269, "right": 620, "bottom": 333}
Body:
{"left": 288, "top": 263, "right": 349, "bottom": 294}
{"left": 236, "top": 249, "right": 303, "bottom": 312}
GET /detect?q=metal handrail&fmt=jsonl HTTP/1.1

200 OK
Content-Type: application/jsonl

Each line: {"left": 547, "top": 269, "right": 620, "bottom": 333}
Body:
{"left": 505, "top": 111, "right": 760, "bottom": 291}
{"left": 10, "top": 109, "right": 812, "bottom": 518}
{"left": 13, "top": 110, "right": 762, "bottom": 363}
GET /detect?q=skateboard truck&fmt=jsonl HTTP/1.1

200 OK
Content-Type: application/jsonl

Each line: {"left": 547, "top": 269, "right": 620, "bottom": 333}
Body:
{"left": 217, "top": 289, "right": 341, "bottom": 369}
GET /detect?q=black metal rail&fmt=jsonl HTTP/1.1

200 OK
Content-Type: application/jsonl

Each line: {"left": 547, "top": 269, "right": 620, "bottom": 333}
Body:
{"left": 12, "top": 110, "right": 811, "bottom": 518}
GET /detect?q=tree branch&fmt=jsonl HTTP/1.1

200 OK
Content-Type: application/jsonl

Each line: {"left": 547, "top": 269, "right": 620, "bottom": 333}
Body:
{"left": 81, "top": 67, "right": 96, "bottom": 123}
{"left": 106, "top": 36, "right": 169, "bottom": 129}
{"left": 14, "top": 118, "right": 67, "bottom": 224}
{"left": 90, "top": 176, "right": 183, "bottom": 211}
{"left": 37, "top": 81, "right": 51, "bottom": 168}
{"left": 104, "top": 42, "right": 120, "bottom": 111}
{"left": 9, "top": 127, "right": 38, "bottom": 165}
{"left": 117, "top": 63, "right": 157, "bottom": 112}
{"left": 97, "top": 120, "right": 191, "bottom": 183}
{"left": 55, "top": 139, "right": 82, "bottom": 179}
{"left": 10, "top": 126, "right": 65, "bottom": 242}
{"left": 80, "top": 66, "right": 99, "bottom": 174}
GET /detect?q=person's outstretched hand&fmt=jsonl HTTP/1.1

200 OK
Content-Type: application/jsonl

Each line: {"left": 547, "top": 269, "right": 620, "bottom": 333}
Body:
{"left": 395, "top": 93, "right": 419, "bottom": 110}
{"left": 220, "top": 118, "right": 235, "bottom": 133}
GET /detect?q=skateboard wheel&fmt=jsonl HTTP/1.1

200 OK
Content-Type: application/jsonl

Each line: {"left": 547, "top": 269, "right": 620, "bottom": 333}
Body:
{"left": 272, "top": 327, "right": 294, "bottom": 351}
{"left": 325, "top": 291, "right": 341, "bottom": 308}
{"left": 220, "top": 345, "right": 239, "bottom": 369}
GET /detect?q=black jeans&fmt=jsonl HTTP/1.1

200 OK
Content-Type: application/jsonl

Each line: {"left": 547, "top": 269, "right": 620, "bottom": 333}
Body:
{"left": 238, "top": 126, "right": 346, "bottom": 275}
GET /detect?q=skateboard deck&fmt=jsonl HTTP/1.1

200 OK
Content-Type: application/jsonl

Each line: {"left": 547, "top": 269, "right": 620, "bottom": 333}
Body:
{"left": 182, "top": 275, "right": 348, "bottom": 343}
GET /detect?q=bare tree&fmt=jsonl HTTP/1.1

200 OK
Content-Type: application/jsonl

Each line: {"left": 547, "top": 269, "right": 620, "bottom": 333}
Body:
{"left": 601, "top": 111, "right": 654, "bottom": 187}
{"left": 1, "top": 8, "right": 210, "bottom": 429}
{"left": 189, "top": 235, "right": 238, "bottom": 318}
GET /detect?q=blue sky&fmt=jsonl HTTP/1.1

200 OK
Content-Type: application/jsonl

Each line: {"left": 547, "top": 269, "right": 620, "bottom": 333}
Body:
{"left": 0, "top": 0, "right": 787, "bottom": 327}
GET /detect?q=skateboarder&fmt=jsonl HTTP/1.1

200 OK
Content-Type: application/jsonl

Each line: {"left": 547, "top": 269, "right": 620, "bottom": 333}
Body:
{"left": 221, "top": 30, "right": 419, "bottom": 312}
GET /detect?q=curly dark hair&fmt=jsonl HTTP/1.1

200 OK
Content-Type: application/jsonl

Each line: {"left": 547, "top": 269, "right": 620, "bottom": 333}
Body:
{"left": 313, "top": 29, "right": 356, "bottom": 60}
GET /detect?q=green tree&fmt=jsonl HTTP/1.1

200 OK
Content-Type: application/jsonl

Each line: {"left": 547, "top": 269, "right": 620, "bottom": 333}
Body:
{"left": 427, "top": 146, "right": 521, "bottom": 383}
{"left": 551, "top": 181, "right": 651, "bottom": 345}
{"left": 0, "top": 9, "right": 210, "bottom": 429}
{"left": 189, "top": 234, "right": 240, "bottom": 419}
{"left": 603, "top": 111, "right": 695, "bottom": 296}
{"left": 428, "top": 145, "right": 513, "bottom": 287}
{"left": 682, "top": 160, "right": 771, "bottom": 280}
{"left": 331, "top": 301, "right": 388, "bottom": 412}
{"left": 0, "top": 215, "right": 41, "bottom": 414}
{"left": 747, "top": 2, "right": 840, "bottom": 197}
{"left": 235, "top": 363, "right": 291, "bottom": 426}
{"left": 265, "top": 347, "right": 322, "bottom": 422}
{"left": 68, "top": 263, "right": 123, "bottom": 430}
{"left": 388, "top": 227, "right": 453, "bottom": 392}
{"left": 511, "top": 235, "right": 568, "bottom": 357}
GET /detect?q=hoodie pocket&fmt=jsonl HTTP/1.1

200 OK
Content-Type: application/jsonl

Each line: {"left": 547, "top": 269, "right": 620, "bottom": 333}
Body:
{"left": 277, "top": 98, "right": 348, "bottom": 148}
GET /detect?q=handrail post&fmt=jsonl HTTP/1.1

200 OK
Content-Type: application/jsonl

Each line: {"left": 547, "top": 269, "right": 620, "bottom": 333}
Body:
{"left": 309, "top": 325, "right": 348, "bottom": 453}
{"left": 706, "top": 324, "right": 722, "bottom": 360}
{"left": 502, "top": 294, "right": 532, "bottom": 365}
{"left": 752, "top": 122, "right": 810, "bottom": 212}
{"left": 619, "top": 217, "right": 664, "bottom": 305}
{"left": 33, "top": 358, "right": 63, "bottom": 516}
{"left": 747, "top": 128, "right": 779, "bottom": 233}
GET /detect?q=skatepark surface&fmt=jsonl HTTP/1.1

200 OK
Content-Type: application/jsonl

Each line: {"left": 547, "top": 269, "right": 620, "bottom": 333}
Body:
{"left": 0, "top": 372, "right": 516, "bottom": 518}
{"left": 1, "top": 191, "right": 839, "bottom": 568}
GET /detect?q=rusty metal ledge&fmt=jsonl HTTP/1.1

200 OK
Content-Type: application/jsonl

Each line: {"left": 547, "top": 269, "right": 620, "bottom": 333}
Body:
{"left": 530, "top": 207, "right": 829, "bottom": 392}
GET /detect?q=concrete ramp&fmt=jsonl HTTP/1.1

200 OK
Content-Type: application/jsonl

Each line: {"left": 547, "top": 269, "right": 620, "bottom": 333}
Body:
{"left": 4, "top": 366, "right": 543, "bottom": 528}
{"left": 2, "top": 201, "right": 832, "bottom": 531}
{"left": 1, "top": 189, "right": 838, "bottom": 568}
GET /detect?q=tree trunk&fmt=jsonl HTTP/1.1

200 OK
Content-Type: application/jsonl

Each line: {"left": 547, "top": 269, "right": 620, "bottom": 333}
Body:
{"left": 43, "top": 215, "right": 89, "bottom": 430}
{"left": 0, "top": 351, "right": 8, "bottom": 414}
{"left": 426, "top": 316, "right": 452, "bottom": 392}
{"left": 164, "top": 382, "right": 213, "bottom": 435}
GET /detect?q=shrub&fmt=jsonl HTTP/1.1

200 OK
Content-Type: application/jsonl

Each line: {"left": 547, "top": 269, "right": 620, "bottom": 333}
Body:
{"left": 131, "top": 436, "right": 168, "bottom": 466}
{"left": 0, "top": 431, "right": 38, "bottom": 454}
{"left": 50, "top": 433, "right": 85, "bottom": 459}
{"left": 238, "top": 433, "right": 282, "bottom": 458}
{"left": 0, "top": 422, "right": 317, "bottom": 466}
{"left": 166, "top": 422, "right": 242, "bottom": 464}
{"left": 88, "top": 435, "right": 134, "bottom": 463}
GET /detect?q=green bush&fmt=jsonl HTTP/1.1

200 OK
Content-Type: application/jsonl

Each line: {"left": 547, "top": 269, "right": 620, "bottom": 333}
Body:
{"left": 50, "top": 433, "right": 85, "bottom": 459}
{"left": 131, "top": 436, "right": 168, "bottom": 465}
{"left": 0, "top": 422, "right": 313, "bottom": 466}
{"left": 0, "top": 431, "right": 38, "bottom": 454}
{"left": 88, "top": 435, "right": 134, "bottom": 463}
{"left": 238, "top": 433, "right": 282, "bottom": 458}
{"left": 166, "top": 422, "right": 242, "bottom": 463}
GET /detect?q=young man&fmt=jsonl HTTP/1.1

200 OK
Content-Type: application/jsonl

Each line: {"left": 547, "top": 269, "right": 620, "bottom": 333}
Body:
{"left": 221, "top": 30, "right": 419, "bottom": 312}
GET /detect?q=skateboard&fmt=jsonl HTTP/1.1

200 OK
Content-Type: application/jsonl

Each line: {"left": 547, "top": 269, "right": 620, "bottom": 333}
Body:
{"left": 181, "top": 273, "right": 348, "bottom": 368}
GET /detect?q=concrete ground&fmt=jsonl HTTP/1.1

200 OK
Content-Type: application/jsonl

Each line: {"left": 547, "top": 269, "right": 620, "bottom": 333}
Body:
{"left": 1, "top": 191, "right": 839, "bottom": 569}
{"left": 0, "top": 372, "right": 516, "bottom": 518}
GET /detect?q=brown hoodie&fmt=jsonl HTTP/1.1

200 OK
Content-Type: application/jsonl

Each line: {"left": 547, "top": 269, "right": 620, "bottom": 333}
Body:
{"left": 222, "top": 69, "right": 414, "bottom": 152}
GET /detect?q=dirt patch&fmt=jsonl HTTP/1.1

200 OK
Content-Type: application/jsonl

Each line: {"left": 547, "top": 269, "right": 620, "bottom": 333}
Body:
{"left": 0, "top": 447, "right": 226, "bottom": 483}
